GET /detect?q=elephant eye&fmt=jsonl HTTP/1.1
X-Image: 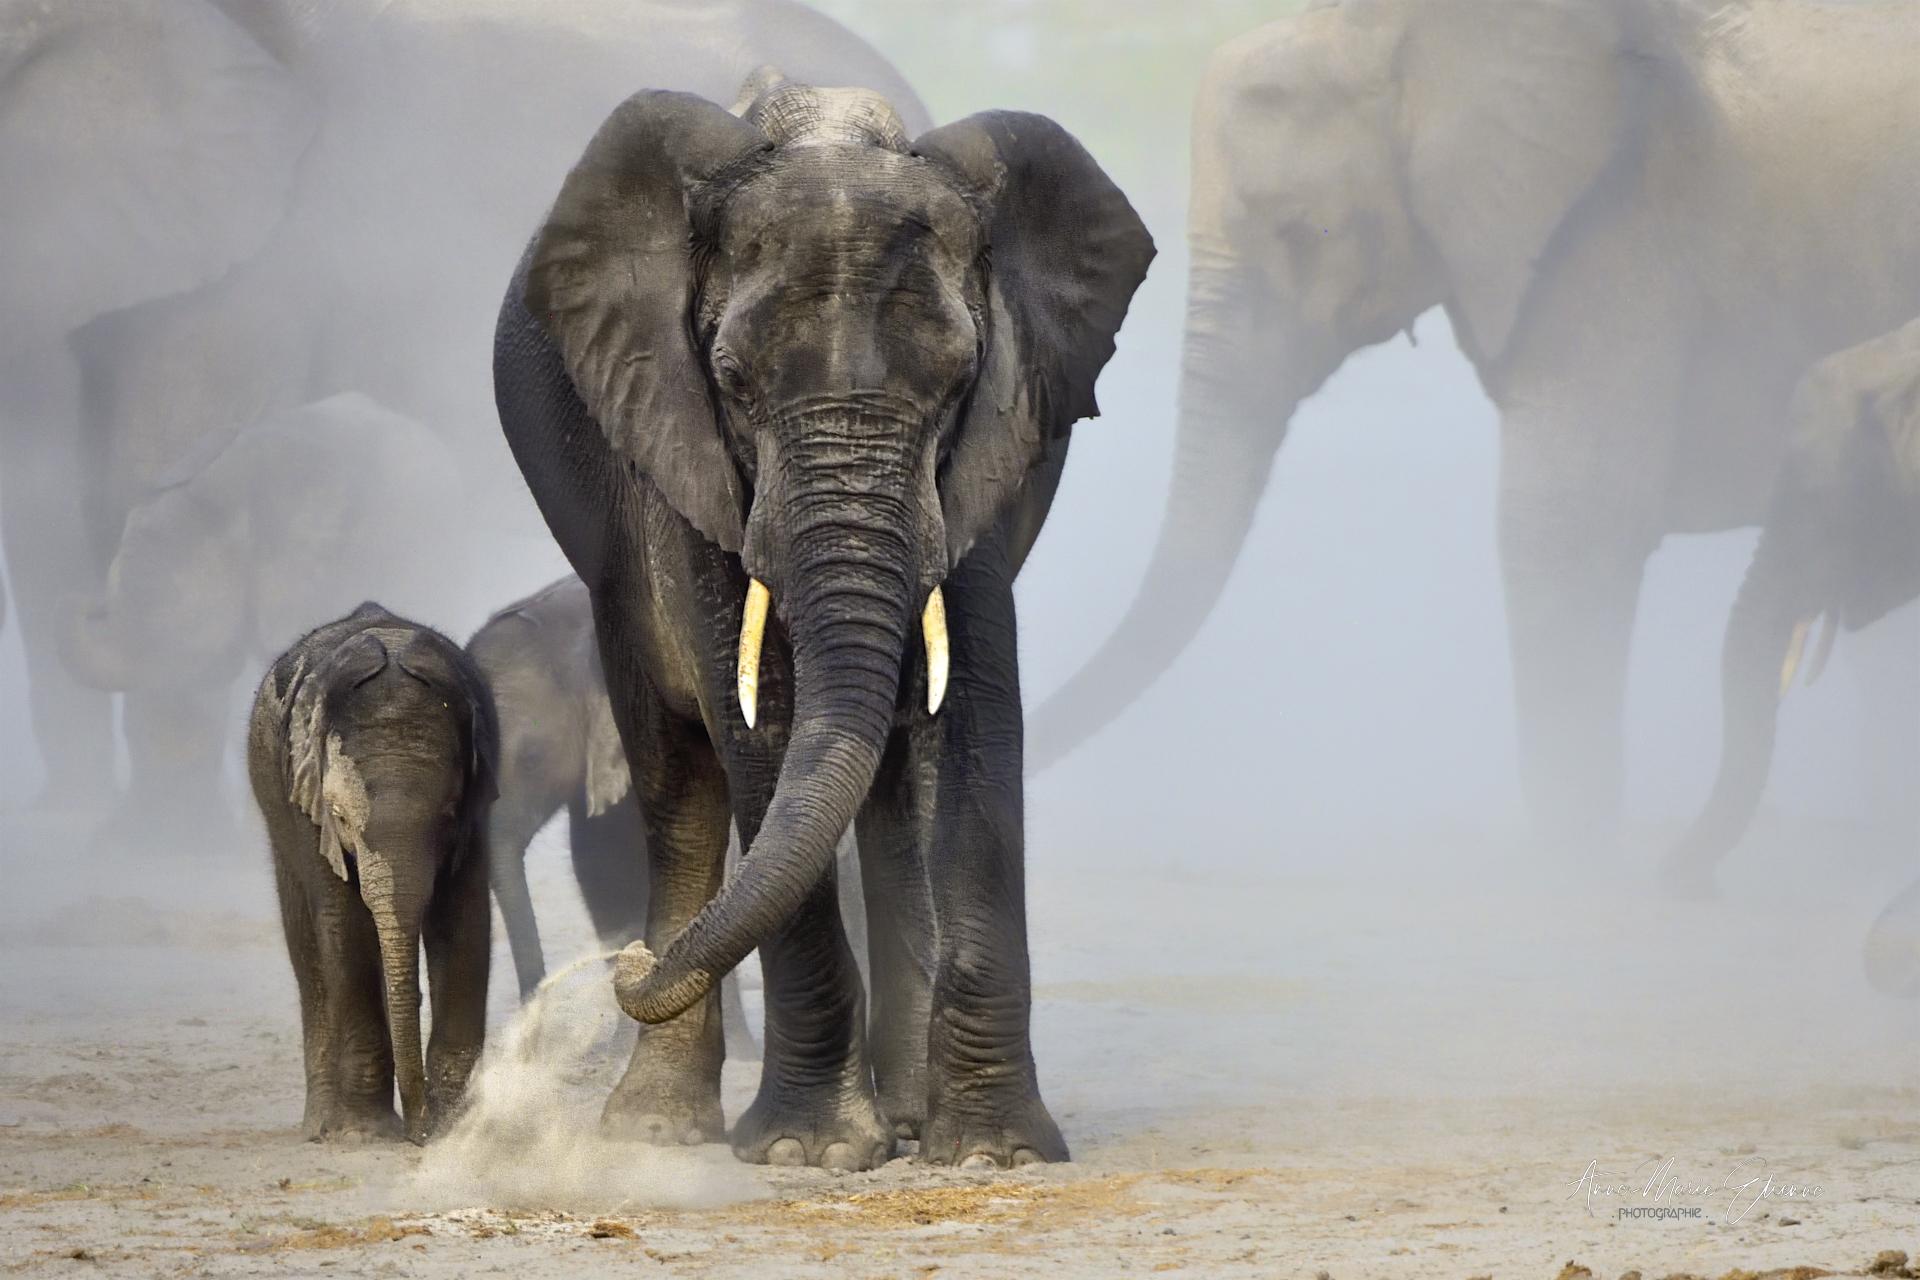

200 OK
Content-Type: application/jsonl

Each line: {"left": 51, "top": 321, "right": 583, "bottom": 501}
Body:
{"left": 712, "top": 350, "right": 752, "bottom": 402}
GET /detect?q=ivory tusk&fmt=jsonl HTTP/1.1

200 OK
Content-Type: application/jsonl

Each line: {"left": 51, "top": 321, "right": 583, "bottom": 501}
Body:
{"left": 1779, "top": 616, "right": 1813, "bottom": 698}
{"left": 923, "top": 587, "right": 949, "bottom": 716}
{"left": 738, "top": 578, "right": 770, "bottom": 728}
{"left": 1803, "top": 610, "right": 1838, "bottom": 688}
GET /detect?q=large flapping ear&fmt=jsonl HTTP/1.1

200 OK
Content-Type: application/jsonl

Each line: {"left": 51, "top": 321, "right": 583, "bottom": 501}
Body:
{"left": 527, "top": 91, "right": 769, "bottom": 552}
{"left": 286, "top": 633, "right": 390, "bottom": 881}
{"left": 1397, "top": 0, "right": 1677, "bottom": 364}
{"left": 912, "top": 113, "right": 1155, "bottom": 565}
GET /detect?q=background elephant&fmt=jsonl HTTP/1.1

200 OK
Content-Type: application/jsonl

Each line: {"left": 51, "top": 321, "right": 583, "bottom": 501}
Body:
{"left": 1026, "top": 0, "right": 1920, "bottom": 852}
{"left": 1666, "top": 316, "right": 1920, "bottom": 895}
{"left": 498, "top": 78, "right": 1151, "bottom": 1168}
{"left": 249, "top": 603, "right": 496, "bottom": 1143}
{"left": 62, "top": 393, "right": 464, "bottom": 849}
{"left": 0, "top": 0, "right": 925, "bottom": 833}
{"left": 0, "top": 0, "right": 312, "bottom": 814}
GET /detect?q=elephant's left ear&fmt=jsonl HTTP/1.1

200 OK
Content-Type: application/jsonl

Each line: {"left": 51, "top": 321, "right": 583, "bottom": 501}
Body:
{"left": 913, "top": 113, "right": 1155, "bottom": 565}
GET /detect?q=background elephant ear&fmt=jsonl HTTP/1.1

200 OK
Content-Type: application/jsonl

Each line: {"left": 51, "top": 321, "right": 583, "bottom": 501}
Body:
{"left": 0, "top": 0, "right": 314, "bottom": 334}
{"left": 527, "top": 90, "right": 769, "bottom": 552}
{"left": 912, "top": 112, "right": 1155, "bottom": 565}
{"left": 1397, "top": 2, "right": 1644, "bottom": 364}
{"left": 583, "top": 692, "right": 634, "bottom": 818}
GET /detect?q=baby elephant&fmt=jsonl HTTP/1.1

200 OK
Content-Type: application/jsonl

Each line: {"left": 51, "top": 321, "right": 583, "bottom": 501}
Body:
{"left": 249, "top": 603, "right": 497, "bottom": 1143}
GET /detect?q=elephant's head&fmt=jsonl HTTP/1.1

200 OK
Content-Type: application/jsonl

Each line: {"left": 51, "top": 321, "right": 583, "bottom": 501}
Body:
{"left": 63, "top": 465, "right": 252, "bottom": 693}
{"left": 0, "top": 0, "right": 312, "bottom": 348}
{"left": 1029, "top": 0, "right": 1715, "bottom": 765}
{"left": 1665, "top": 319, "right": 1920, "bottom": 892}
{"left": 283, "top": 615, "right": 496, "bottom": 1141}
{"left": 527, "top": 81, "right": 1152, "bottom": 1020}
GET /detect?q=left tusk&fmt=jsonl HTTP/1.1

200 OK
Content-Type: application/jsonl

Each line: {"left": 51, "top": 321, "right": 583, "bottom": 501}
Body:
{"left": 923, "top": 586, "right": 949, "bottom": 716}
{"left": 1779, "top": 616, "right": 1814, "bottom": 699}
{"left": 1804, "top": 610, "right": 1838, "bottom": 687}
{"left": 738, "top": 578, "right": 770, "bottom": 729}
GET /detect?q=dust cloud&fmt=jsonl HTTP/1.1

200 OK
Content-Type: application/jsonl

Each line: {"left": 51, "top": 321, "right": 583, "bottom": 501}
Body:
{"left": 404, "top": 950, "right": 760, "bottom": 1215}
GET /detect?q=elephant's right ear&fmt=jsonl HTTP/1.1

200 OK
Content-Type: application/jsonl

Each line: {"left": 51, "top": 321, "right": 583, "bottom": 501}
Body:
{"left": 527, "top": 91, "right": 769, "bottom": 553}
{"left": 286, "top": 635, "right": 390, "bottom": 881}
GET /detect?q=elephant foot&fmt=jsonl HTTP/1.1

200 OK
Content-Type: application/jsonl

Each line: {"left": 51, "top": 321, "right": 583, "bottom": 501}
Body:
{"left": 921, "top": 1087, "right": 1067, "bottom": 1170}
{"left": 600, "top": 1030, "right": 724, "bottom": 1146}
{"left": 302, "top": 1101, "right": 403, "bottom": 1144}
{"left": 730, "top": 1079, "right": 892, "bottom": 1171}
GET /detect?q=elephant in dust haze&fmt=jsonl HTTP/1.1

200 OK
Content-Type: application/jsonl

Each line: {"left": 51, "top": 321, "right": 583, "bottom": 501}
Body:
{"left": 63, "top": 393, "right": 465, "bottom": 849}
{"left": 1029, "top": 0, "right": 1920, "bottom": 852}
{"left": 496, "top": 78, "right": 1153, "bottom": 1167}
{"left": 249, "top": 603, "right": 497, "bottom": 1144}
{"left": 0, "top": 0, "right": 924, "bottom": 821}
{"left": 466, "top": 576, "right": 761, "bottom": 1061}
{"left": 1667, "top": 317, "right": 1920, "bottom": 896}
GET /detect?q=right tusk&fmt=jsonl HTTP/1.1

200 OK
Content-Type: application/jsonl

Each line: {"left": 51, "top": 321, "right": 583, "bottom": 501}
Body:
{"left": 1779, "top": 616, "right": 1814, "bottom": 699}
{"left": 1803, "top": 610, "right": 1838, "bottom": 688}
{"left": 738, "top": 578, "right": 770, "bottom": 729}
{"left": 923, "top": 586, "right": 949, "bottom": 716}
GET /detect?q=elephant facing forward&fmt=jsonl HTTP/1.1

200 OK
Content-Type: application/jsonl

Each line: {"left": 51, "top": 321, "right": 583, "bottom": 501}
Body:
{"left": 496, "top": 78, "right": 1152, "bottom": 1168}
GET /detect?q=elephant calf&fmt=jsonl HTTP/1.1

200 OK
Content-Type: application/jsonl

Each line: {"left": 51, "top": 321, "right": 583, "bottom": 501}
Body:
{"left": 249, "top": 603, "right": 497, "bottom": 1144}
{"left": 1668, "top": 315, "right": 1920, "bottom": 897}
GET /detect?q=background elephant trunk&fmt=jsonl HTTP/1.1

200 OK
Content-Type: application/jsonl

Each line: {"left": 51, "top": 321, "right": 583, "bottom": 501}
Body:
{"left": 61, "top": 594, "right": 146, "bottom": 692}
{"left": 620, "top": 486, "right": 918, "bottom": 1024}
{"left": 357, "top": 849, "right": 432, "bottom": 1144}
{"left": 1662, "top": 522, "right": 1817, "bottom": 892}
{"left": 1028, "top": 236, "right": 1298, "bottom": 769}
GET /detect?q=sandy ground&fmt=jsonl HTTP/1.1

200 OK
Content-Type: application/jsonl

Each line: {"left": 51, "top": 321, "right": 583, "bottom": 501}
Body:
{"left": 4, "top": 809, "right": 1920, "bottom": 1279}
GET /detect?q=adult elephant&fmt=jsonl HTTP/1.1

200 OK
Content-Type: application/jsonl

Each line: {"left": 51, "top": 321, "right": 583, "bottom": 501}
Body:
{"left": 1028, "top": 0, "right": 1920, "bottom": 849}
{"left": 496, "top": 79, "right": 1152, "bottom": 1167}
{"left": 1665, "top": 317, "right": 1920, "bottom": 896}
{"left": 4, "top": 0, "right": 925, "bottom": 827}
{"left": 0, "top": 0, "right": 312, "bottom": 813}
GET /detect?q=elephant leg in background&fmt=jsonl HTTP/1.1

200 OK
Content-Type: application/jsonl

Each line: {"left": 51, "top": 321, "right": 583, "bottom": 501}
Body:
{"left": 854, "top": 730, "right": 938, "bottom": 1142}
{"left": 725, "top": 756, "right": 889, "bottom": 1170}
{"left": 485, "top": 792, "right": 559, "bottom": 1001}
{"left": 567, "top": 793, "right": 649, "bottom": 950}
{"left": 598, "top": 676, "right": 731, "bottom": 1146}
{"left": 1837, "top": 603, "right": 1920, "bottom": 843}
{"left": 921, "top": 545, "right": 1066, "bottom": 1168}
{"left": 0, "top": 415, "right": 116, "bottom": 812}
{"left": 421, "top": 835, "right": 490, "bottom": 1131}
{"left": 1498, "top": 466, "right": 1657, "bottom": 858}
{"left": 103, "top": 678, "right": 241, "bottom": 852}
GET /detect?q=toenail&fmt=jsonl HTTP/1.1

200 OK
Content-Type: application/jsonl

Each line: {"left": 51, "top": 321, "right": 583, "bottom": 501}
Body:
{"left": 819, "top": 1142, "right": 858, "bottom": 1170}
{"left": 766, "top": 1137, "right": 806, "bottom": 1166}
{"left": 959, "top": 1153, "right": 999, "bottom": 1171}
{"left": 1012, "top": 1148, "right": 1043, "bottom": 1166}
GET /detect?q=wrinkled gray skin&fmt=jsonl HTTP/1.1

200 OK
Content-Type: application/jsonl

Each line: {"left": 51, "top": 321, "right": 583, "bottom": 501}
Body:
{"left": 60, "top": 393, "right": 463, "bottom": 849}
{"left": 466, "top": 575, "right": 762, "bottom": 1060}
{"left": 249, "top": 603, "right": 497, "bottom": 1144}
{"left": 1030, "top": 0, "right": 1920, "bottom": 854}
{"left": 0, "top": 0, "right": 924, "bottom": 823}
{"left": 496, "top": 79, "right": 1152, "bottom": 1169}
{"left": 1667, "top": 317, "right": 1920, "bottom": 898}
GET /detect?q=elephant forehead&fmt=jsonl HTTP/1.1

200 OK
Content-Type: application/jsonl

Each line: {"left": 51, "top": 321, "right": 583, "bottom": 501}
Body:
{"left": 723, "top": 151, "right": 982, "bottom": 261}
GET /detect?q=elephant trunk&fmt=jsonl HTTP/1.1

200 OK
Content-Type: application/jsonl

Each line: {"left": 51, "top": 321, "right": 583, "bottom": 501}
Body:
{"left": 61, "top": 595, "right": 145, "bottom": 692}
{"left": 619, "top": 464, "right": 920, "bottom": 1024}
{"left": 1027, "top": 235, "right": 1300, "bottom": 769}
{"left": 1663, "top": 522, "right": 1819, "bottom": 891}
{"left": 358, "top": 849, "right": 431, "bottom": 1143}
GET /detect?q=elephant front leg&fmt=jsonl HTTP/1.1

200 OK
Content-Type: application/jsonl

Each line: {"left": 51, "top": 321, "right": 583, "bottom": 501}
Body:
{"left": 1499, "top": 484, "right": 1655, "bottom": 859}
{"left": 726, "top": 762, "right": 890, "bottom": 1170}
{"left": 310, "top": 876, "right": 402, "bottom": 1141}
{"left": 423, "top": 839, "right": 491, "bottom": 1135}
{"left": 601, "top": 701, "right": 730, "bottom": 1146}
{"left": 921, "top": 554, "right": 1066, "bottom": 1169}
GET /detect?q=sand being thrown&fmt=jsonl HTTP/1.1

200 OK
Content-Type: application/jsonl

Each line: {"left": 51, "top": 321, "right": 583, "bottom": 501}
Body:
{"left": 403, "top": 950, "right": 760, "bottom": 1214}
